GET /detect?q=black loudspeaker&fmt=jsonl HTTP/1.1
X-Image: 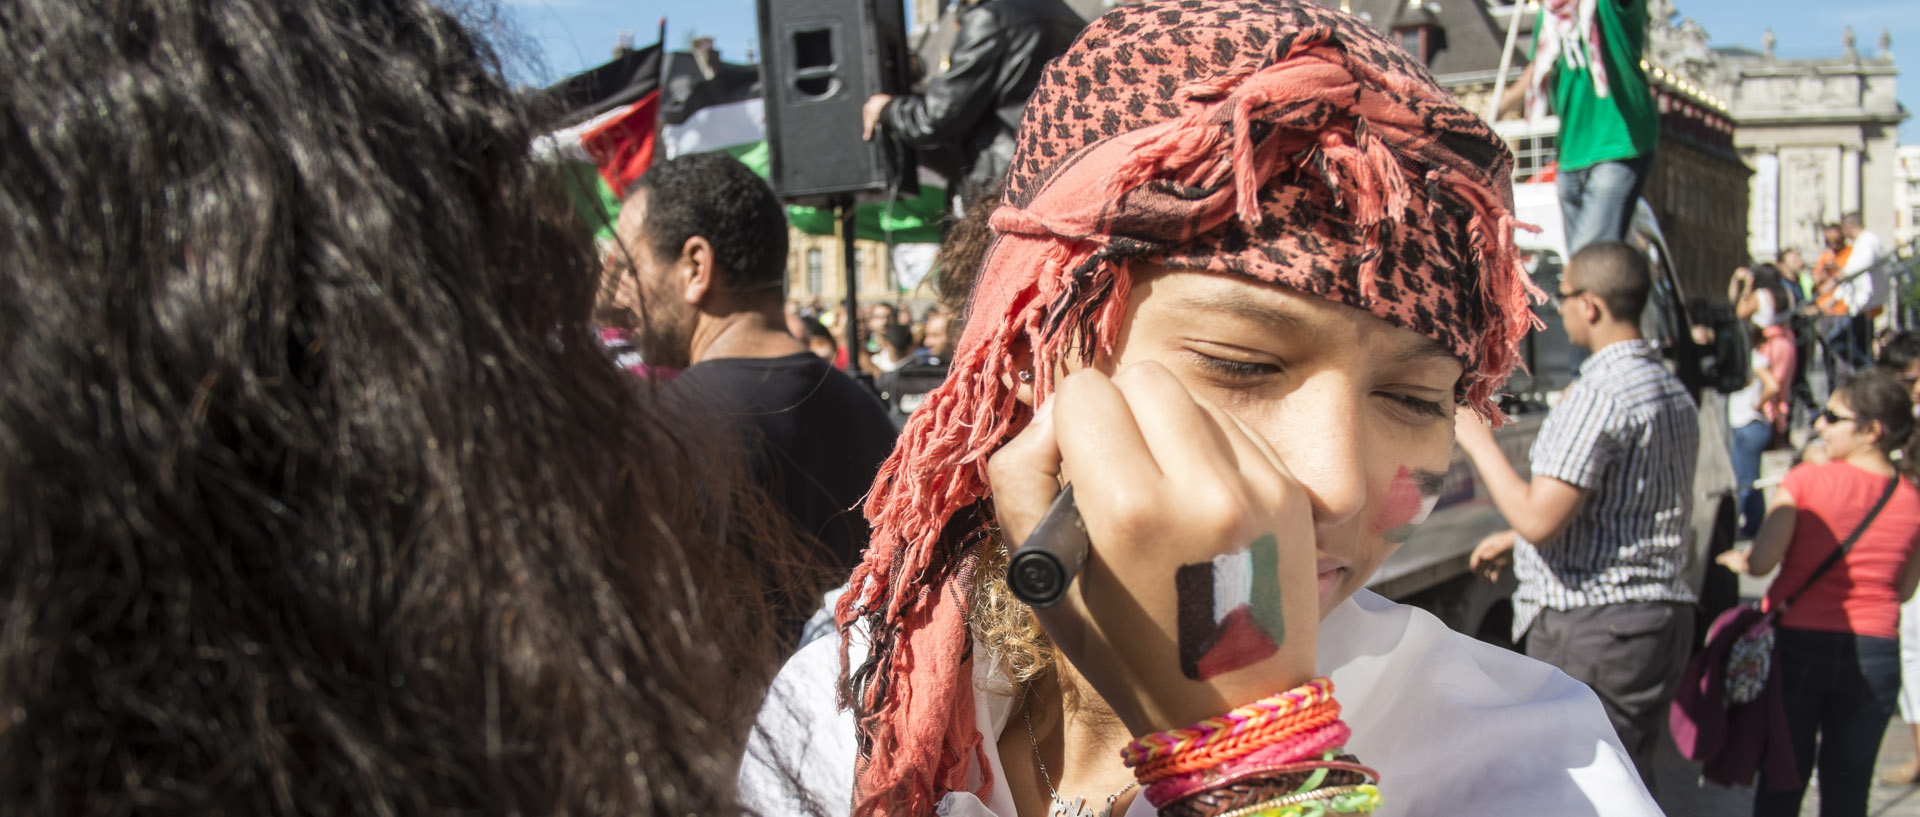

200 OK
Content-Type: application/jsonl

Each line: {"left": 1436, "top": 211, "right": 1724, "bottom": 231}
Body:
{"left": 756, "top": 0, "right": 917, "bottom": 206}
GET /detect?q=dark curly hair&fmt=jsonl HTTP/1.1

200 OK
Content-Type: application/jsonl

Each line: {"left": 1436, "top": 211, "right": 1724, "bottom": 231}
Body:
{"left": 632, "top": 152, "right": 792, "bottom": 297}
{"left": 0, "top": 1, "right": 801, "bottom": 814}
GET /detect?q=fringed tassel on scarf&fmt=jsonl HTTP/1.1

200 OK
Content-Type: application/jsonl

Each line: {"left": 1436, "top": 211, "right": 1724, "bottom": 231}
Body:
{"left": 1450, "top": 180, "right": 1546, "bottom": 418}
{"left": 839, "top": 230, "right": 1134, "bottom": 816}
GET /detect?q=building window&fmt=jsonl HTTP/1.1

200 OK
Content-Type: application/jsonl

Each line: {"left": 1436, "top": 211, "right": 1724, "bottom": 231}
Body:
{"left": 1388, "top": 0, "right": 1442, "bottom": 66}
{"left": 1396, "top": 29, "right": 1425, "bottom": 63}
{"left": 806, "top": 248, "right": 823, "bottom": 297}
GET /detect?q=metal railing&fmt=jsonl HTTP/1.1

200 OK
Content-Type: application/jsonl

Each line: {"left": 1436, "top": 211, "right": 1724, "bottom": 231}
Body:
{"left": 1884, "top": 237, "right": 1920, "bottom": 333}
{"left": 1777, "top": 237, "right": 1920, "bottom": 418}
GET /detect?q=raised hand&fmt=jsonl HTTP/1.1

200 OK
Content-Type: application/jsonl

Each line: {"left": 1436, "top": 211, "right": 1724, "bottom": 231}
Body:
{"left": 987, "top": 362, "right": 1319, "bottom": 736}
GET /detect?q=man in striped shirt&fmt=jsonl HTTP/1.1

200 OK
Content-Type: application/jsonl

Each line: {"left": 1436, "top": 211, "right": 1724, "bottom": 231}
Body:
{"left": 1454, "top": 240, "right": 1700, "bottom": 789}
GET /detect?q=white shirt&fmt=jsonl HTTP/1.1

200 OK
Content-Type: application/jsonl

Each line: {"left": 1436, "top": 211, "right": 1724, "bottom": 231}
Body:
{"left": 1841, "top": 229, "right": 1884, "bottom": 311}
{"left": 1727, "top": 348, "right": 1772, "bottom": 429}
{"left": 741, "top": 589, "right": 1659, "bottom": 817}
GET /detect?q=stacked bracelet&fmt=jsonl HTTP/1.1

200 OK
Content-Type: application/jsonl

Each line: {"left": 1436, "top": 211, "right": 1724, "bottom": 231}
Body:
{"left": 1145, "top": 748, "right": 1371, "bottom": 806}
{"left": 1157, "top": 754, "right": 1378, "bottom": 817}
{"left": 1208, "top": 784, "right": 1382, "bottom": 817}
{"left": 1120, "top": 678, "right": 1379, "bottom": 817}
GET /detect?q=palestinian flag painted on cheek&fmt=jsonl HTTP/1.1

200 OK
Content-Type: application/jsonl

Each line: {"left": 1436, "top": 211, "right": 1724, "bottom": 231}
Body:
{"left": 531, "top": 42, "right": 664, "bottom": 244}
{"left": 1175, "top": 534, "right": 1285, "bottom": 681}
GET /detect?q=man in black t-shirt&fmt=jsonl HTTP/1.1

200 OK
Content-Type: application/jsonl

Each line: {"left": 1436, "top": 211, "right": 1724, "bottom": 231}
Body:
{"left": 607, "top": 153, "right": 898, "bottom": 595}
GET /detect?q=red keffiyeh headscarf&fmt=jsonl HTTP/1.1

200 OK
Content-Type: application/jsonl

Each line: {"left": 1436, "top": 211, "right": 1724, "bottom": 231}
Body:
{"left": 835, "top": 3, "right": 1541, "bottom": 815}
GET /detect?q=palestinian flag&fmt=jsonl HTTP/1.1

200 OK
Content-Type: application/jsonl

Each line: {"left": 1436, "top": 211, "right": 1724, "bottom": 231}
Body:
{"left": 535, "top": 43, "right": 951, "bottom": 295}
{"left": 1175, "top": 534, "right": 1285, "bottom": 681}
{"left": 659, "top": 52, "right": 948, "bottom": 247}
{"left": 532, "top": 42, "right": 664, "bottom": 242}
{"left": 660, "top": 50, "right": 764, "bottom": 157}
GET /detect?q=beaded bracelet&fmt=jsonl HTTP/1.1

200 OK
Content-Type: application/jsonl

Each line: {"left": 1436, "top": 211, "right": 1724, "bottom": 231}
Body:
{"left": 1209, "top": 784, "right": 1382, "bottom": 817}
{"left": 1144, "top": 744, "right": 1376, "bottom": 807}
{"left": 1142, "top": 724, "right": 1350, "bottom": 803}
{"left": 1122, "top": 679, "right": 1336, "bottom": 769}
{"left": 1157, "top": 767, "right": 1375, "bottom": 817}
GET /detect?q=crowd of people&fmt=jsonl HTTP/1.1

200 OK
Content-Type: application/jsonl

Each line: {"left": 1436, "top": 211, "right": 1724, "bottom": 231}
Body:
{"left": 10, "top": 0, "right": 1919, "bottom": 816}
{"left": 1708, "top": 215, "right": 1920, "bottom": 815}
{"left": 785, "top": 299, "right": 959, "bottom": 379}
{"left": 1717, "top": 359, "right": 1920, "bottom": 815}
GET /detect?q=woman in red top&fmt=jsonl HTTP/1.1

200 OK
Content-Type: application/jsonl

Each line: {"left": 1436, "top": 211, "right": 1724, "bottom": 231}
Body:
{"left": 1719, "top": 370, "right": 1920, "bottom": 816}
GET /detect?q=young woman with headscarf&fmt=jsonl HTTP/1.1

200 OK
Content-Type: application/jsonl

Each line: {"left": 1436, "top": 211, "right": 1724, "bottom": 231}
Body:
{"left": 743, "top": 2, "right": 1659, "bottom": 815}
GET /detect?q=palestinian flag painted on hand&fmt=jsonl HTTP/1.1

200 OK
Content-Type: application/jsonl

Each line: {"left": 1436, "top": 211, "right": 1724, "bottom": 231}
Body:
{"left": 1175, "top": 534, "right": 1286, "bottom": 681}
{"left": 532, "top": 42, "right": 664, "bottom": 242}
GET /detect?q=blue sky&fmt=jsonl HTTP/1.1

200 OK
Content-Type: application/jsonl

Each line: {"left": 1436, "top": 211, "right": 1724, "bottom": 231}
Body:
{"left": 503, "top": 0, "right": 1915, "bottom": 139}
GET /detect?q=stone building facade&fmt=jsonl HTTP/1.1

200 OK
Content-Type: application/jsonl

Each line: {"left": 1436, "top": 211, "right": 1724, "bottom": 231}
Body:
{"left": 786, "top": 227, "right": 897, "bottom": 308}
{"left": 1890, "top": 145, "right": 1920, "bottom": 250}
{"left": 1704, "top": 29, "right": 1905, "bottom": 260}
{"left": 1318, "top": 0, "right": 1907, "bottom": 293}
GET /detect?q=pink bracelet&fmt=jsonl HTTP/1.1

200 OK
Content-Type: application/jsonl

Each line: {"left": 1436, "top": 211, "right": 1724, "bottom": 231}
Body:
{"left": 1142, "top": 721, "right": 1352, "bottom": 806}
{"left": 1145, "top": 755, "right": 1381, "bottom": 809}
{"left": 1122, "top": 679, "right": 1337, "bottom": 769}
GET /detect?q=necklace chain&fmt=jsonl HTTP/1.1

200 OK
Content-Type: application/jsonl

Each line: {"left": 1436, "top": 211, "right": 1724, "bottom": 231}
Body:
{"left": 1021, "top": 698, "right": 1138, "bottom": 817}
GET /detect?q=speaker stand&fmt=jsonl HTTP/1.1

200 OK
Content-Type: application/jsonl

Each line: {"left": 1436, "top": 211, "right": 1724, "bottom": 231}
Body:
{"left": 838, "top": 198, "right": 861, "bottom": 375}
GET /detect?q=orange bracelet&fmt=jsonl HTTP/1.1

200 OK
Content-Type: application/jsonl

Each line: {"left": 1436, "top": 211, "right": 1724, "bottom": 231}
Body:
{"left": 1134, "top": 704, "right": 1342, "bottom": 781}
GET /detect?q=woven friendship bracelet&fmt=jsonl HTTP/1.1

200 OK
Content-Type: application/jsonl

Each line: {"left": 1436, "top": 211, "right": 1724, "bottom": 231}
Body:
{"left": 1122, "top": 679, "right": 1337, "bottom": 768}
{"left": 1145, "top": 750, "right": 1378, "bottom": 807}
{"left": 1134, "top": 712, "right": 1344, "bottom": 782}
{"left": 1118, "top": 679, "right": 1378, "bottom": 817}
{"left": 1157, "top": 769, "right": 1374, "bottom": 817}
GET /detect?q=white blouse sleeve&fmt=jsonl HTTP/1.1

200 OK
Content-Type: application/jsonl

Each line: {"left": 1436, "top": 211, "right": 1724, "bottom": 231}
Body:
{"left": 741, "top": 636, "right": 859, "bottom": 817}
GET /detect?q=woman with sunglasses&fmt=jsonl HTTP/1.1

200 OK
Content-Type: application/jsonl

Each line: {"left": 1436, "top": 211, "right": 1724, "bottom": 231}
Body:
{"left": 1718, "top": 370, "right": 1920, "bottom": 816}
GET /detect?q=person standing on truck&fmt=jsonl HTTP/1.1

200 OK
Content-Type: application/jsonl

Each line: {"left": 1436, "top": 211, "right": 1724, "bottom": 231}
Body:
{"left": 1498, "top": 0, "right": 1658, "bottom": 255}
{"left": 1455, "top": 240, "right": 1700, "bottom": 789}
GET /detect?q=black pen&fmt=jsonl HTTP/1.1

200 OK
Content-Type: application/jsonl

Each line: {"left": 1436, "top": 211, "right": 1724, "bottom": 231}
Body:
{"left": 1007, "top": 484, "right": 1090, "bottom": 608}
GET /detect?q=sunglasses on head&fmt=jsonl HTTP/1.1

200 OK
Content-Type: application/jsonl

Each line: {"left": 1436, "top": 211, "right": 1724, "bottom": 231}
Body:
{"left": 1819, "top": 408, "right": 1856, "bottom": 424}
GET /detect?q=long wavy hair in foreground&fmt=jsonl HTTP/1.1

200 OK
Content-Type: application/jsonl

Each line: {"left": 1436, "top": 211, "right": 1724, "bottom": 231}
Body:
{"left": 0, "top": 1, "right": 800, "bottom": 814}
